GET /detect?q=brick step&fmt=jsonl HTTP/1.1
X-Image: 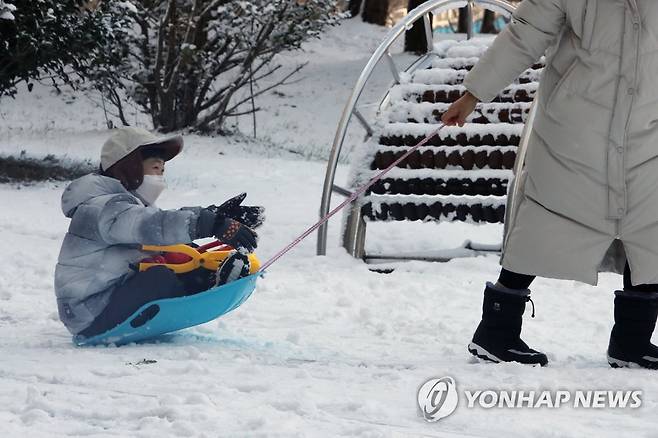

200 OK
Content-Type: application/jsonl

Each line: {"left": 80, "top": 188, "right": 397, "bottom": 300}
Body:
{"left": 361, "top": 195, "right": 506, "bottom": 223}
{"left": 389, "top": 82, "right": 537, "bottom": 104}
{"left": 370, "top": 146, "right": 517, "bottom": 170}
{"left": 409, "top": 66, "right": 543, "bottom": 86}
{"left": 429, "top": 56, "right": 545, "bottom": 72}
{"left": 385, "top": 101, "right": 532, "bottom": 124}
{"left": 368, "top": 176, "right": 508, "bottom": 197}
{"left": 378, "top": 122, "right": 523, "bottom": 147}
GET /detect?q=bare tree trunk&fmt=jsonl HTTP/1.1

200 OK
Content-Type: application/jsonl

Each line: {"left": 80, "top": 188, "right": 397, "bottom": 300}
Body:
{"left": 457, "top": 6, "right": 469, "bottom": 33}
{"left": 348, "top": 0, "right": 362, "bottom": 18}
{"left": 180, "top": 11, "right": 209, "bottom": 128}
{"left": 404, "top": 0, "right": 432, "bottom": 54}
{"left": 480, "top": 10, "right": 497, "bottom": 33}
{"left": 362, "top": 0, "right": 390, "bottom": 26}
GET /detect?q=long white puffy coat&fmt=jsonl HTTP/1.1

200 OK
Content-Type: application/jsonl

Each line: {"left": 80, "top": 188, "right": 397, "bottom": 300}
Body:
{"left": 463, "top": 0, "right": 658, "bottom": 286}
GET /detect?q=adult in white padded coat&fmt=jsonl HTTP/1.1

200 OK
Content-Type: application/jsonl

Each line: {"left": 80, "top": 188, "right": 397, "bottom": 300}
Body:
{"left": 441, "top": 0, "right": 658, "bottom": 368}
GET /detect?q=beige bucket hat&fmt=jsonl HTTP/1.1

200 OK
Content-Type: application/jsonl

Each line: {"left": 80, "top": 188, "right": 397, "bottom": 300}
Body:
{"left": 100, "top": 127, "right": 184, "bottom": 171}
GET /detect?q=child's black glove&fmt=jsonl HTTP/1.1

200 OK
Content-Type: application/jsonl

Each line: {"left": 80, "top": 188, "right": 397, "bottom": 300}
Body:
{"left": 213, "top": 216, "right": 258, "bottom": 253}
{"left": 207, "top": 193, "right": 265, "bottom": 229}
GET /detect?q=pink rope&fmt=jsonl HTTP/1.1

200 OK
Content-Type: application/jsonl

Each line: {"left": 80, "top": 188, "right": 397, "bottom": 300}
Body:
{"left": 258, "top": 122, "right": 447, "bottom": 272}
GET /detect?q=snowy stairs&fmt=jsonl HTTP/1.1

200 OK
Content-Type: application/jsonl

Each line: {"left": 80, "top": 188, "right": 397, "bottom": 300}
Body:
{"left": 386, "top": 101, "right": 532, "bottom": 124}
{"left": 356, "top": 39, "right": 544, "bottom": 225}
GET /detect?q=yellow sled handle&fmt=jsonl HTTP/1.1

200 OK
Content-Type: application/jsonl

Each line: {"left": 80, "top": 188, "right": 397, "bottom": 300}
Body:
{"left": 139, "top": 244, "right": 261, "bottom": 274}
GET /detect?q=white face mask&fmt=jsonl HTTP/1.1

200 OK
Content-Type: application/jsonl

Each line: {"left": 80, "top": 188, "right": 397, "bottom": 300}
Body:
{"left": 135, "top": 174, "right": 167, "bottom": 206}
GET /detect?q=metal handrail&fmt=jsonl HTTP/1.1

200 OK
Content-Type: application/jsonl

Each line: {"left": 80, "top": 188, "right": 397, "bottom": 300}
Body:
{"left": 317, "top": 0, "right": 518, "bottom": 256}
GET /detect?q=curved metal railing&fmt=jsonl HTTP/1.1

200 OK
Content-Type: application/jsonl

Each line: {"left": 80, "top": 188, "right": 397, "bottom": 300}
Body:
{"left": 316, "top": 0, "right": 519, "bottom": 256}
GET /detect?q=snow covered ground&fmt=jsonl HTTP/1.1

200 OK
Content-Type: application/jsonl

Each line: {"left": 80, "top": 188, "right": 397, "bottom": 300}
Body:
{"left": 1, "top": 18, "right": 657, "bottom": 438}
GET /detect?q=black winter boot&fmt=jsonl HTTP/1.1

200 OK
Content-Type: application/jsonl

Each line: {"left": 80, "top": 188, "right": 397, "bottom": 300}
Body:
{"left": 215, "top": 251, "right": 251, "bottom": 286}
{"left": 468, "top": 282, "right": 548, "bottom": 366}
{"left": 607, "top": 290, "right": 658, "bottom": 369}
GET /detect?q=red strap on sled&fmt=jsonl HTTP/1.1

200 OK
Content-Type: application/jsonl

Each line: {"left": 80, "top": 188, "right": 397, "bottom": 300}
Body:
{"left": 197, "top": 240, "right": 232, "bottom": 253}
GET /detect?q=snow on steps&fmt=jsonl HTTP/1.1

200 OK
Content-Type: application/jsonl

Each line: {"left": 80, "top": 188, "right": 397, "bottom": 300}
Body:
{"left": 409, "top": 65, "right": 543, "bottom": 86}
{"left": 370, "top": 145, "right": 518, "bottom": 172}
{"left": 386, "top": 101, "right": 533, "bottom": 124}
{"left": 388, "top": 81, "right": 538, "bottom": 104}
{"left": 429, "top": 54, "right": 545, "bottom": 71}
{"left": 349, "top": 38, "right": 543, "bottom": 224}
{"left": 362, "top": 194, "right": 507, "bottom": 224}
{"left": 379, "top": 122, "right": 523, "bottom": 142}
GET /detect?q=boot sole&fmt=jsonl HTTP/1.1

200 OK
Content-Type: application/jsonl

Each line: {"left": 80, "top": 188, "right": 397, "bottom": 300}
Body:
{"left": 607, "top": 354, "right": 658, "bottom": 369}
{"left": 468, "top": 342, "right": 547, "bottom": 367}
{"left": 467, "top": 342, "right": 503, "bottom": 363}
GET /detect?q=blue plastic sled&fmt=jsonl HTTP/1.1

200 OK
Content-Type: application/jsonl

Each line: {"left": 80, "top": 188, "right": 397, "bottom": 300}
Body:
{"left": 74, "top": 273, "right": 261, "bottom": 346}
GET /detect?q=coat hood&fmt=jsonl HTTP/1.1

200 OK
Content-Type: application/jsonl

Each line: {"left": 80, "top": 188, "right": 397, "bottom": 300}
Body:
{"left": 61, "top": 173, "right": 128, "bottom": 218}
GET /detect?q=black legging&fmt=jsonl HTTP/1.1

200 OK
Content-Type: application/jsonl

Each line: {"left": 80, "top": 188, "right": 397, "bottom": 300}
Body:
{"left": 498, "top": 261, "right": 658, "bottom": 292}
{"left": 79, "top": 266, "right": 214, "bottom": 338}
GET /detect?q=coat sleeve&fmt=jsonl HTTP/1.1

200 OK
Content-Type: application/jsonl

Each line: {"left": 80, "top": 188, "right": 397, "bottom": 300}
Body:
{"left": 97, "top": 194, "right": 202, "bottom": 246}
{"left": 462, "top": 0, "right": 566, "bottom": 103}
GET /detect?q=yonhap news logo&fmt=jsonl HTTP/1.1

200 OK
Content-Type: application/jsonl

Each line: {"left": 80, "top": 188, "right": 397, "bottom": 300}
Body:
{"left": 417, "top": 376, "right": 642, "bottom": 422}
{"left": 417, "top": 377, "right": 459, "bottom": 421}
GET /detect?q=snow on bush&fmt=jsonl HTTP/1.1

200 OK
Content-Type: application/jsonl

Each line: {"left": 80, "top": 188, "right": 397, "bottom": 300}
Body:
{"left": 0, "top": 1, "right": 116, "bottom": 98}
{"left": 89, "top": 0, "right": 346, "bottom": 133}
{"left": 0, "top": 1, "right": 16, "bottom": 21}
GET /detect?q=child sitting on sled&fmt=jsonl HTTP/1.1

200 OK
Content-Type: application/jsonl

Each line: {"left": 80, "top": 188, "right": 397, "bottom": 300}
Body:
{"left": 54, "top": 127, "right": 265, "bottom": 338}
